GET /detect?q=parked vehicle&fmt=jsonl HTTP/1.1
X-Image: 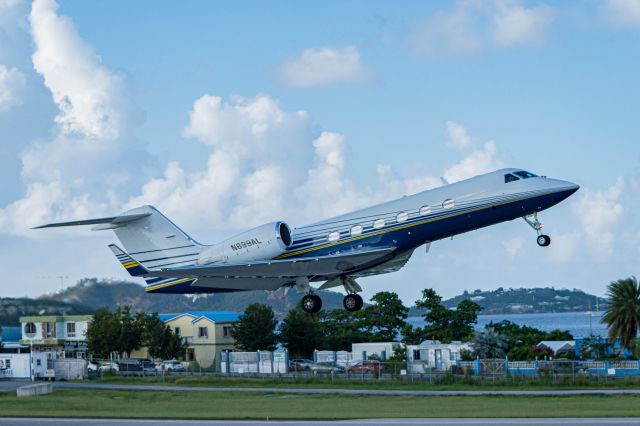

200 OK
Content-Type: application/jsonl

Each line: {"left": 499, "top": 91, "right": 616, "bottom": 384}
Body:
{"left": 289, "top": 358, "right": 314, "bottom": 371}
{"left": 347, "top": 360, "right": 383, "bottom": 374}
{"left": 156, "top": 360, "right": 185, "bottom": 372}
{"left": 117, "top": 358, "right": 156, "bottom": 376}
{"left": 87, "top": 362, "right": 99, "bottom": 372}
{"left": 310, "top": 361, "right": 345, "bottom": 374}
{"left": 99, "top": 362, "right": 119, "bottom": 372}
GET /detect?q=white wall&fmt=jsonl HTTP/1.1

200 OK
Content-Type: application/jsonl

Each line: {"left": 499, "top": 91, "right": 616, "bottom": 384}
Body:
{"left": 0, "top": 353, "right": 48, "bottom": 379}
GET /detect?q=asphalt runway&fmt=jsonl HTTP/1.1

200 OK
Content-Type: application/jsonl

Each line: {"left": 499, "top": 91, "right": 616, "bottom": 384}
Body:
{"left": 1, "top": 418, "right": 640, "bottom": 426}
{"left": 4, "top": 380, "right": 640, "bottom": 396}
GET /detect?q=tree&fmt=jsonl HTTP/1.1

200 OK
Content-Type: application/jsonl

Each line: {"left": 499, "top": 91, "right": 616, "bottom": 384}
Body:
{"left": 409, "top": 288, "right": 481, "bottom": 343}
{"left": 488, "top": 320, "right": 573, "bottom": 360}
{"left": 118, "top": 306, "right": 143, "bottom": 356}
{"left": 320, "top": 309, "right": 369, "bottom": 351}
{"left": 602, "top": 277, "right": 640, "bottom": 349}
{"left": 472, "top": 328, "right": 508, "bottom": 359}
{"left": 358, "top": 291, "right": 409, "bottom": 342}
{"left": 278, "top": 308, "right": 323, "bottom": 357}
{"left": 142, "top": 313, "right": 185, "bottom": 360}
{"left": 86, "top": 307, "right": 122, "bottom": 358}
{"left": 231, "top": 303, "right": 278, "bottom": 351}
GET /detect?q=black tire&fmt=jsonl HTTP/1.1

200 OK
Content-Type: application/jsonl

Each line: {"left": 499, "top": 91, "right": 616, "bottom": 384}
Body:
{"left": 302, "top": 294, "right": 322, "bottom": 313}
{"left": 343, "top": 294, "right": 363, "bottom": 312}
{"left": 537, "top": 234, "right": 551, "bottom": 247}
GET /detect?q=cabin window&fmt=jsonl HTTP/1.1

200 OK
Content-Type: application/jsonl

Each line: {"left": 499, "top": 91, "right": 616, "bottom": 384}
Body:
{"left": 350, "top": 225, "right": 363, "bottom": 236}
{"left": 328, "top": 231, "right": 340, "bottom": 242}
{"left": 442, "top": 199, "right": 455, "bottom": 209}
{"left": 419, "top": 205, "right": 431, "bottom": 216}
{"left": 514, "top": 170, "right": 537, "bottom": 179}
{"left": 373, "top": 219, "right": 385, "bottom": 229}
{"left": 504, "top": 173, "right": 520, "bottom": 183}
{"left": 396, "top": 212, "right": 408, "bottom": 223}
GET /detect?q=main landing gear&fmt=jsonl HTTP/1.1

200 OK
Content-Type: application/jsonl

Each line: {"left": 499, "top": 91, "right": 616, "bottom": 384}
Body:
{"left": 524, "top": 212, "right": 551, "bottom": 247}
{"left": 301, "top": 293, "right": 322, "bottom": 314}
{"left": 299, "top": 276, "right": 365, "bottom": 314}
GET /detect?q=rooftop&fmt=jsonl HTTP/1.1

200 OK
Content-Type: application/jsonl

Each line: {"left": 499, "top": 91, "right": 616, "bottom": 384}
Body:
{"left": 159, "top": 311, "right": 241, "bottom": 324}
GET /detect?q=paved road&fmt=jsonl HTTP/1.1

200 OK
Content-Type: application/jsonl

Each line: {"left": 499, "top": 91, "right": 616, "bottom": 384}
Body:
{"left": 4, "top": 380, "right": 640, "bottom": 396}
{"left": 0, "top": 418, "right": 639, "bottom": 426}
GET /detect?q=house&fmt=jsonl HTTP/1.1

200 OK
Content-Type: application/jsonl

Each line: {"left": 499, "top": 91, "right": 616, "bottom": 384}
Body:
{"left": 407, "top": 340, "right": 472, "bottom": 372}
{"left": 536, "top": 340, "right": 575, "bottom": 356}
{"left": 19, "top": 315, "right": 92, "bottom": 359}
{"left": 351, "top": 342, "right": 402, "bottom": 360}
{"left": 159, "top": 311, "right": 240, "bottom": 368}
{"left": 0, "top": 326, "right": 28, "bottom": 353}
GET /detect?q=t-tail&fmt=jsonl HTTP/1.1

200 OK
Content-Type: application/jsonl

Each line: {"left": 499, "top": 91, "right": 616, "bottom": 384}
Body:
{"left": 34, "top": 205, "right": 206, "bottom": 289}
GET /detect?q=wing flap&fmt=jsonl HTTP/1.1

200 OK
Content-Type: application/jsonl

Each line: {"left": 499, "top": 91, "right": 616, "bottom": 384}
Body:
{"left": 142, "top": 247, "right": 395, "bottom": 279}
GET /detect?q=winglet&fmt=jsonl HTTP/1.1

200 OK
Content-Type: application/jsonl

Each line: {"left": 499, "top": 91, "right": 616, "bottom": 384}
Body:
{"left": 109, "top": 244, "right": 149, "bottom": 277}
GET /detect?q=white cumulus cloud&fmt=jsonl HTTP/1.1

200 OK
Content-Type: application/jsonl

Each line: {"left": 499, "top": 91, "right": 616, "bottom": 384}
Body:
{"left": 0, "top": 64, "right": 25, "bottom": 111}
{"left": 278, "top": 45, "right": 369, "bottom": 87}
{"left": 0, "top": 0, "right": 145, "bottom": 234}
{"left": 602, "top": 0, "right": 640, "bottom": 26}
{"left": 410, "top": 0, "right": 556, "bottom": 55}
{"left": 446, "top": 120, "right": 473, "bottom": 149}
{"left": 443, "top": 140, "right": 503, "bottom": 183}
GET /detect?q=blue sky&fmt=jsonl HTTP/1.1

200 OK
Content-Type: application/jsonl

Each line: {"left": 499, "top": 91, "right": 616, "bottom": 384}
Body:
{"left": 0, "top": 0, "right": 638, "bottom": 304}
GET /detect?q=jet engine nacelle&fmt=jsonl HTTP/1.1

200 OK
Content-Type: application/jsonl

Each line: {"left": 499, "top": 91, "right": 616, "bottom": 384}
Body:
{"left": 197, "top": 221, "right": 292, "bottom": 265}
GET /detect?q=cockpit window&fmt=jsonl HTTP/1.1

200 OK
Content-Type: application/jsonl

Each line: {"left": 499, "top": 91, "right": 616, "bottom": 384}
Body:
{"left": 514, "top": 170, "right": 537, "bottom": 179}
{"left": 504, "top": 173, "right": 520, "bottom": 183}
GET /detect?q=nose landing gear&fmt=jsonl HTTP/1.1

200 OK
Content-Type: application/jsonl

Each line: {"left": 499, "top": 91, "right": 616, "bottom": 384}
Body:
{"left": 524, "top": 212, "right": 551, "bottom": 247}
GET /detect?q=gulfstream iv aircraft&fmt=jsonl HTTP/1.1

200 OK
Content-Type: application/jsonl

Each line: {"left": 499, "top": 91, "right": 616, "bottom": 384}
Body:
{"left": 36, "top": 169, "right": 579, "bottom": 313}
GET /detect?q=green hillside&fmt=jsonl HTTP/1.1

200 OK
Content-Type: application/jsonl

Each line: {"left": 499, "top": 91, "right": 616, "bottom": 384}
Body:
{"left": 0, "top": 297, "right": 93, "bottom": 326}
{"left": 38, "top": 278, "right": 346, "bottom": 317}
{"left": 409, "top": 287, "right": 606, "bottom": 316}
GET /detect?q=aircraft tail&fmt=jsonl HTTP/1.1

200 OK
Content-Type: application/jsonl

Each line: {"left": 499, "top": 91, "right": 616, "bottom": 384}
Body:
{"left": 35, "top": 205, "right": 205, "bottom": 270}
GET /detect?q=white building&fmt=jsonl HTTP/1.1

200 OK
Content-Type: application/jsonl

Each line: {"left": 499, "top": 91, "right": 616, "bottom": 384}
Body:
{"left": 19, "top": 315, "right": 92, "bottom": 359}
{"left": 407, "top": 340, "right": 472, "bottom": 372}
{"left": 351, "top": 342, "right": 402, "bottom": 360}
{"left": 0, "top": 353, "right": 48, "bottom": 379}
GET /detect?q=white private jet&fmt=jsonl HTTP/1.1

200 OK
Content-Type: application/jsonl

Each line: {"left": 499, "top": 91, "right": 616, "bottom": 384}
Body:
{"left": 36, "top": 168, "right": 579, "bottom": 313}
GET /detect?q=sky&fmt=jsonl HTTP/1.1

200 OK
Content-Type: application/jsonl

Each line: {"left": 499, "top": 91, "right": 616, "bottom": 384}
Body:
{"left": 0, "top": 0, "right": 638, "bottom": 304}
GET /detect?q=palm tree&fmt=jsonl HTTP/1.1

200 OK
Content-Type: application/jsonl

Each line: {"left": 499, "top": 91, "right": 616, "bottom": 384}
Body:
{"left": 472, "top": 328, "right": 508, "bottom": 359}
{"left": 602, "top": 277, "right": 640, "bottom": 349}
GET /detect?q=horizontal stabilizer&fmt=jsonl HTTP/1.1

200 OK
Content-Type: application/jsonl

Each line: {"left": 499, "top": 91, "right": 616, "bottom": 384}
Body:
{"left": 108, "top": 244, "right": 149, "bottom": 277}
{"left": 33, "top": 213, "right": 150, "bottom": 230}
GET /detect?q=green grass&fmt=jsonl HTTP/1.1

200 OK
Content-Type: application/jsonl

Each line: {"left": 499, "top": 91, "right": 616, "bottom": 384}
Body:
{"left": 1, "top": 389, "right": 640, "bottom": 419}
{"left": 92, "top": 374, "right": 640, "bottom": 391}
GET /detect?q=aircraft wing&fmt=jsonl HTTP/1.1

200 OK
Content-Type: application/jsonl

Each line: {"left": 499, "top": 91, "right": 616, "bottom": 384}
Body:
{"left": 141, "top": 247, "right": 395, "bottom": 279}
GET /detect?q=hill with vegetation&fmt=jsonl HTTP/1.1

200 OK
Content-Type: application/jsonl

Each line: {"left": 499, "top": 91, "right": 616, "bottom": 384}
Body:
{"left": 38, "top": 278, "right": 346, "bottom": 318}
{"left": 0, "top": 297, "right": 93, "bottom": 326}
{"left": 408, "top": 287, "right": 606, "bottom": 316}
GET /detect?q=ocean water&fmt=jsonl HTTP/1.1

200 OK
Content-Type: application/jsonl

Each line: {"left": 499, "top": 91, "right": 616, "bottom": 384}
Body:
{"left": 407, "top": 311, "right": 607, "bottom": 338}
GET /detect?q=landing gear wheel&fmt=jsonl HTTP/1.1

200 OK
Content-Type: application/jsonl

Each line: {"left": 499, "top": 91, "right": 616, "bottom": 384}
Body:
{"left": 343, "top": 294, "right": 364, "bottom": 312}
{"left": 537, "top": 234, "right": 551, "bottom": 247}
{"left": 302, "top": 294, "right": 322, "bottom": 313}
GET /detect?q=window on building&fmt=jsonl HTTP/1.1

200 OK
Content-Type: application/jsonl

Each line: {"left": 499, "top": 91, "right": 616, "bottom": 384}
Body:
{"left": 4, "top": 359, "right": 10, "bottom": 369}
{"left": 66, "top": 322, "right": 76, "bottom": 338}
{"left": 44, "top": 322, "right": 55, "bottom": 338}
{"left": 450, "top": 351, "right": 456, "bottom": 361}
{"left": 24, "top": 323, "right": 36, "bottom": 335}
{"left": 223, "top": 326, "right": 232, "bottom": 338}
{"left": 198, "top": 327, "right": 208, "bottom": 338}
{"left": 174, "top": 327, "right": 181, "bottom": 336}
{"left": 413, "top": 349, "right": 421, "bottom": 361}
